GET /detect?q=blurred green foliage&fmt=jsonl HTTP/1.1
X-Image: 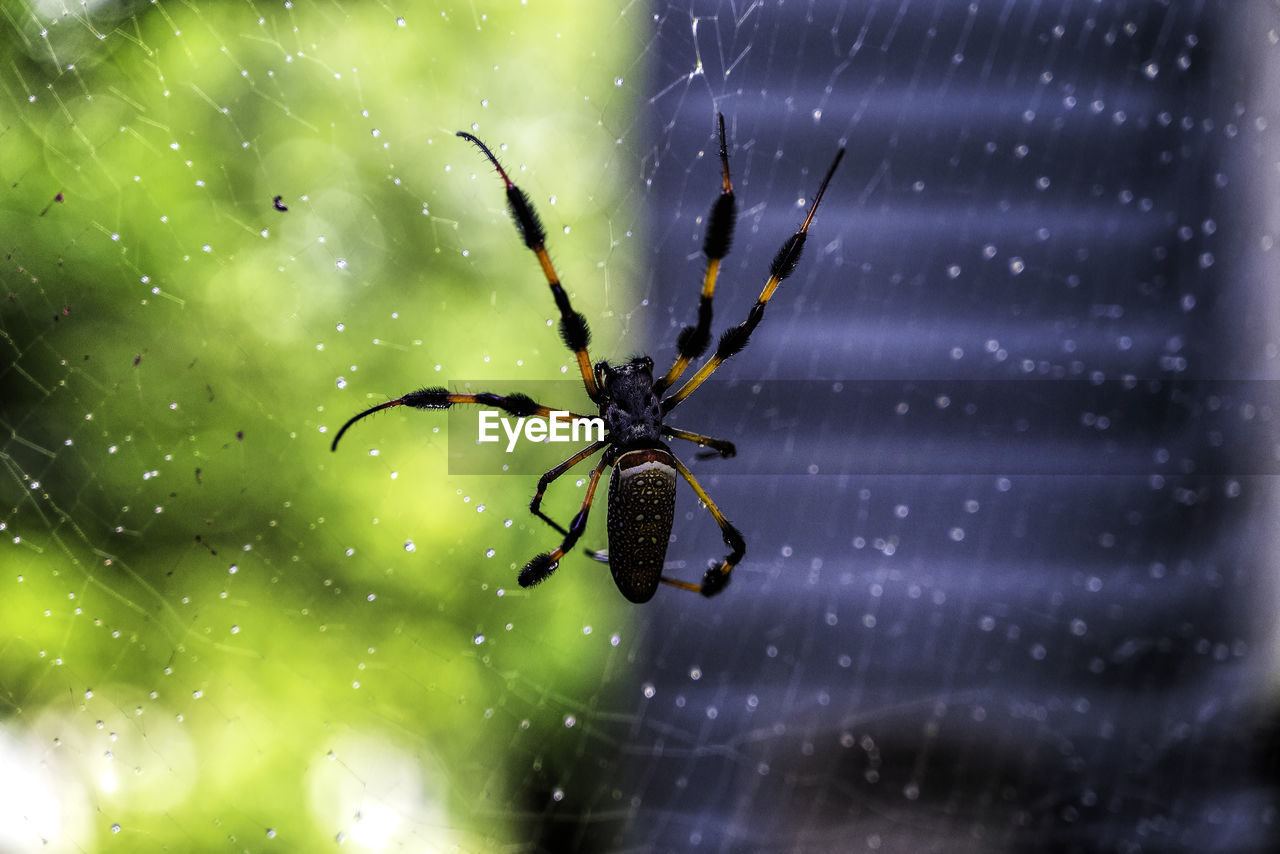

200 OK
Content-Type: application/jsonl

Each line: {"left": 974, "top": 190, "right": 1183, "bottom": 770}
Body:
{"left": 1, "top": 1, "right": 640, "bottom": 849}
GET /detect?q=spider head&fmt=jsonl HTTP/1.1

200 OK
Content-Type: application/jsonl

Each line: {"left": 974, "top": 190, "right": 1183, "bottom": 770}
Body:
{"left": 598, "top": 356, "right": 662, "bottom": 442}
{"left": 595, "top": 356, "right": 654, "bottom": 398}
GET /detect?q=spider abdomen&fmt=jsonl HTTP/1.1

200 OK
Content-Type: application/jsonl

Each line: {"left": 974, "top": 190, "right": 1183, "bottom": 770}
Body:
{"left": 607, "top": 448, "right": 677, "bottom": 603}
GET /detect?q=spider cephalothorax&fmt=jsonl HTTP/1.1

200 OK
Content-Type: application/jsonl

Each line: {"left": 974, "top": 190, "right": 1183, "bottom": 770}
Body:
{"left": 332, "top": 115, "right": 843, "bottom": 602}
{"left": 597, "top": 357, "right": 663, "bottom": 448}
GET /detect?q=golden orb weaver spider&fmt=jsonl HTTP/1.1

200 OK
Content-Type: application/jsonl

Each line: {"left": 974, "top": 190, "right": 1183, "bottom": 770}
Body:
{"left": 332, "top": 115, "right": 843, "bottom": 602}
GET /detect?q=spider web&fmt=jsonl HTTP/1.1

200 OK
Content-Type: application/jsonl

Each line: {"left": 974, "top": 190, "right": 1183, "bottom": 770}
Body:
{"left": 2, "top": 1, "right": 1278, "bottom": 852}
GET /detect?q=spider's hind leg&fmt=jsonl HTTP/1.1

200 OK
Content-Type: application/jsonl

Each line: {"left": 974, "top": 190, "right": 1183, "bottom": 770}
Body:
{"left": 520, "top": 456, "right": 609, "bottom": 589}
{"left": 667, "top": 455, "right": 744, "bottom": 597}
{"left": 582, "top": 548, "right": 714, "bottom": 596}
{"left": 529, "top": 439, "right": 609, "bottom": 536}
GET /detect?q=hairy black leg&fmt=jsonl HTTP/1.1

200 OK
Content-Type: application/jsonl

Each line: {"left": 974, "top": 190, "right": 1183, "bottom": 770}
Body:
{"left": 662, "top": 146, "right": 846, "bottom": 413}
{"left": 528, "top": 439, "right": 608, "bottom": 536}
{"left": 657, "top": 113, "right": 737, "bottom": 393}
{"left": 330, "top": 388, "right": 590, "bottom": 451}
{"left": 659, "top": 455, "right": 745, "bottom": 598}
{"left": 519, "top": 456, "right": 609, "bottom": 588}
{"left": 457, "top": 131, "right": 601, "bottom": 401}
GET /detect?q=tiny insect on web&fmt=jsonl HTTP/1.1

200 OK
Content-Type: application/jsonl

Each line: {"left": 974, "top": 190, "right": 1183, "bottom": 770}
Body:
{"left": 332, "top": 115, "right": 844, "bottom": 603}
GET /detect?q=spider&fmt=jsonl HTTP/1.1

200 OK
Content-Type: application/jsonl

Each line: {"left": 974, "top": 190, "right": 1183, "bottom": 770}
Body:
{"left": 332, "top": 115, "right": 843, "bottom": 602}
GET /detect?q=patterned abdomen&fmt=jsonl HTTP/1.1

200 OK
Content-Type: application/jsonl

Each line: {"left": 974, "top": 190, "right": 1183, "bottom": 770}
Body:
{"left": 607, "top": 448, "right": 677, "bottom": 603}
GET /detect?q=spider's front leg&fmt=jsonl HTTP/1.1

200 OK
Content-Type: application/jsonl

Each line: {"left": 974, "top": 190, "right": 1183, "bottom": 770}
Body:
{"left": 656, "top": 112, "right": 737, "bottom": 393}
{"left": 662, "top": 146, "right": 846, "bottom": 414}
{"left": 457, "top": 131, "right": 602, "bottom": 402}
